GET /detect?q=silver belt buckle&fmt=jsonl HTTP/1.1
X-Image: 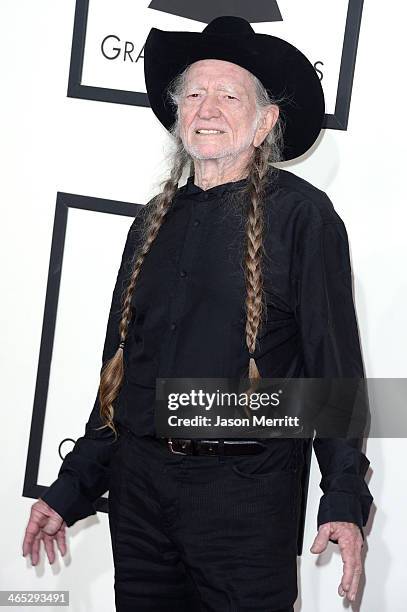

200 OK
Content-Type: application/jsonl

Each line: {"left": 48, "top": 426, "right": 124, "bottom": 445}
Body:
{"left": 167, "top": 437, "right": 188, "bottom": 455}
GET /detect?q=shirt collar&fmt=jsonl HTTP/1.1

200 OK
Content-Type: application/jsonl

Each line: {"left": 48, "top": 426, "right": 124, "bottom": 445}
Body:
{"left": 181, "top": 174, "right": 250, "bottom": 200}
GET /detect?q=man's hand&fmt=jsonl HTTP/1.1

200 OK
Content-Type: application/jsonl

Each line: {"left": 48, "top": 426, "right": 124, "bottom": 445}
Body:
{"left": 22, "top": 498, "right": 67, "bottom": 566}
{"left": 310, "top": 521, "right": 364, "bottom": 602}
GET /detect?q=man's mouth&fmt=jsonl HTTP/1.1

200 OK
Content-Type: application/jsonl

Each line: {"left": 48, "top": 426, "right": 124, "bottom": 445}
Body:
{"left": 195, "top": 129, "right": 225, "bottom": 135}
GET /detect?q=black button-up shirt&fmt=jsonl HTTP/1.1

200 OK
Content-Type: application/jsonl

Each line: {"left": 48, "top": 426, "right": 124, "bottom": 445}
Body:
{"left": 41, "top": 167, "right": 373, "bottom": 553}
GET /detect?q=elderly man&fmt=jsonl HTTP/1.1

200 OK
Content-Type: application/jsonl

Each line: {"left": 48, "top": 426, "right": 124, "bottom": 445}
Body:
{"left": 23, "top": 16, "right": 373, "bottom": 612}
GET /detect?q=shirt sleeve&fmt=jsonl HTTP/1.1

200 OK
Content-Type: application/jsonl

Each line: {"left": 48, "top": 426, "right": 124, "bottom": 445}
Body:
{"left": 40, "top": 212, "right": 142, "bottom": 527}
{"left": 295, "top": 212, "right": 373, "bottom": 543}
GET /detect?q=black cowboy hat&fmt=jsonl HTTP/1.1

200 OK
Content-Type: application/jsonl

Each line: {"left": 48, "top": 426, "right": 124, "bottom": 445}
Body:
{"left": 144, "top": 16, "right": 325, "bottom": 162}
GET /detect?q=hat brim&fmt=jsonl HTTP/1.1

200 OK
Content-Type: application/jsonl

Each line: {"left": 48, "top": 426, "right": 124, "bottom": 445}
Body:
{"left": 144, "top": 27, "right": 325, "bottom": 161}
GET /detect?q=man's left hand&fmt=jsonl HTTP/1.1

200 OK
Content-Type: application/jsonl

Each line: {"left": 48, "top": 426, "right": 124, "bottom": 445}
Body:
{"left": 310, "top": 521, "right": 364, "bottom": 602}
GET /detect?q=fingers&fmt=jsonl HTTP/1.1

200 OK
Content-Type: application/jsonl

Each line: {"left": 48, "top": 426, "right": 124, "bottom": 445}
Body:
{"left": 338, "top": 546, "right": 355, "bottom": 597}
{"left": 55, "top": 525, "right": 67, "bottom": 558}
{"left": 30, "top": 531, "right": 42, "bottom": 566}
{"left": 24, "top": 525, "right": 67, "bottom": 566}
{"left": 310, "top": 523, "right": 330, "bottom": 554}
{"left": 338, "top": 526, "right": 364, "bottom": 602}
{"left": 346, "top": 558, "right": 363, "bottom": 602}
{"left": 42, "top": 532, "right": 57, "bottom": 565}
{"left": 338, "top": 556, "right": 362, "bottom": 601}
{"left": 22, "top": 503, "right": 48, "bottom": 558}
{"left": 22, "top": 517, "right": 41, "bottom": 558}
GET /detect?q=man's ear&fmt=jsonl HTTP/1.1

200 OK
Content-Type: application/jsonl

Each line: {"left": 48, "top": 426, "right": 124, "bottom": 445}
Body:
{"left": 253, "top": 104, "right": 279, "bottom": 148}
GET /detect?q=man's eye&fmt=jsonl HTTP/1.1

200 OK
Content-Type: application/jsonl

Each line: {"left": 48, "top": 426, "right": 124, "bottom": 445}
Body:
{"left": 187, "top": 93, "right": 200, "bottom": 98}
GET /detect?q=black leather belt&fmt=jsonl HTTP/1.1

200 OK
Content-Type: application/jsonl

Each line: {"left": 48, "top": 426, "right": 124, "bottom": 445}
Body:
{"left": 158, "top": 437, "right": 267, "bottom": 456}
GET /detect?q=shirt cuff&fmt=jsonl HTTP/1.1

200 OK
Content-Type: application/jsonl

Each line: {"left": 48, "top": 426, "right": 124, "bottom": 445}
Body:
{"left": 40, "top": 475, "right": 97, "bottom": 528}
{"left": 317, "top": 491, "right": 368, "bottom": 543}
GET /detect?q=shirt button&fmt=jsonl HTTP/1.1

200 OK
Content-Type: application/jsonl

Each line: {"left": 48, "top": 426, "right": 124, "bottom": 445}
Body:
{"left": 193, "top": 219, "right": 200, "bottom": 227}
{"left": 203, "top": 193, "right": 209, "bottom": 200}
{"left": 170, "top": 322, "right": 177, "bottom": 331}
{"left": 180, "top": 269, "right": 187, "bottom": 277}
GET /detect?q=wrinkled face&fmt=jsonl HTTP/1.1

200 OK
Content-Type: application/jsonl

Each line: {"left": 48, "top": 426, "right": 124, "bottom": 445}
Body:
{"left": 177, "top": 59, "right": 262, "bottom": 161}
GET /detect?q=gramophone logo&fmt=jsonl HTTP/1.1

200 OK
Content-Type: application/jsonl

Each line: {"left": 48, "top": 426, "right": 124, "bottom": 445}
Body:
{"left": 147, "top": 0, "right": 283, "bottom": 23}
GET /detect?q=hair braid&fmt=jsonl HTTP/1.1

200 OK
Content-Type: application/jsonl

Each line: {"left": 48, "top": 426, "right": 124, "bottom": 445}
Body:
{"left": 244, "top": 142, "right": 273, "bottom": 380}
{"left": 221, "top": 137, "right": 278, "bottom": 408}
{"left": 96, "top": 137, "right": 189, "bottom": 439}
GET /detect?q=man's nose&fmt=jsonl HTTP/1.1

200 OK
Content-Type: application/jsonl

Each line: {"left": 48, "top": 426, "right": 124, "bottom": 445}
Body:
{"left": 197, "top": 94, "right": 221, "bottom": 119}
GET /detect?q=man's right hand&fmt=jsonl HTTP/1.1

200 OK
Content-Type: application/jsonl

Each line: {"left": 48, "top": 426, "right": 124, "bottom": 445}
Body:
{"left": 22, "top": 498, "right": 67, "bottom": 566}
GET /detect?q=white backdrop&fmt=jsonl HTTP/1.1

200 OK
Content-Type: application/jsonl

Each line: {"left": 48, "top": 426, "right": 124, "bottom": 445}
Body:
{"left": 1, "top": 1, "right": 406, "bottom": 610}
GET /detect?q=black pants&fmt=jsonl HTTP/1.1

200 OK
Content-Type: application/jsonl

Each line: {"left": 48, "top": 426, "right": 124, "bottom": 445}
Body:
{"left": 108, "top": 430, "right": 303, "bottom": 611}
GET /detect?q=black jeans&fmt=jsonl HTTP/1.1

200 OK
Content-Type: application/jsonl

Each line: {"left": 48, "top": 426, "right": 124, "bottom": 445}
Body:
{"left": 108, "top": 430, "right": 302, "bottom": 611}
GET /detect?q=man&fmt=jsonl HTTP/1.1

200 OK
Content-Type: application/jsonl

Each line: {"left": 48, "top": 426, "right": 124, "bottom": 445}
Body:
{"left": 23, "top": 16, "right": 373, "bottom": 611}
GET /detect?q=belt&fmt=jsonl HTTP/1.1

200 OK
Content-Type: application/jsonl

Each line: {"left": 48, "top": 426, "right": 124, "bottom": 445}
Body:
{"left": 158, "top": 437, "right": 267, "bottom": 456}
